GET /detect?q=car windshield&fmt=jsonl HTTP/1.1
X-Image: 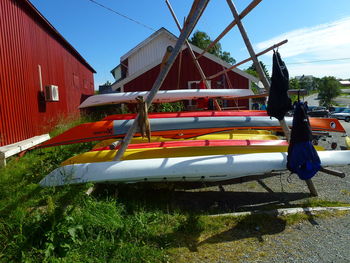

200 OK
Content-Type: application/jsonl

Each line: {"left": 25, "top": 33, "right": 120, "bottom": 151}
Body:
{"left": 334, "top": 107, "right": 346, "bottom": 113}
{"left": 313, "top": 107, "right": 326, "bottom": 111}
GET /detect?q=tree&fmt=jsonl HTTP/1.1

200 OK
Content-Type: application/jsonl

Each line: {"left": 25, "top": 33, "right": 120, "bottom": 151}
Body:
{"left": 103, "top": 80, "right": 112, "bottom": 86}
{"left": 289, "top": 78, "right": 299, "bottom": 90}
{"left": 317, "top": 76, "right": 341, "bottom": 107}
{"left": 190, "top": 31, "right": 236, "bottom": 64}
{"left": 245, "top": 61, "right": 270, "bottom": 80}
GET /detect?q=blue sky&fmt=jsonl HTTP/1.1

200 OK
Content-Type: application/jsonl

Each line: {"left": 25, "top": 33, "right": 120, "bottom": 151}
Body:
{"left": 30, "top": 0, "right": 350, "bottom": 88}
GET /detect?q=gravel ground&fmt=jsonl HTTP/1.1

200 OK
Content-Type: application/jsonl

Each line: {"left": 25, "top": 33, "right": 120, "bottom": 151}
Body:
{"left": 248, "top": 214, "right": 350, "bottom": 263}
{"left": 169, "top": 120, "right": 350, "bottom": 263}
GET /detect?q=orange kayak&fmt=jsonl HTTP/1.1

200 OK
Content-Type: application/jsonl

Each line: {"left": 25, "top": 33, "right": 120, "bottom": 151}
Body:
{"left": 39, "top": 116, "right": 345, "bottom": 148}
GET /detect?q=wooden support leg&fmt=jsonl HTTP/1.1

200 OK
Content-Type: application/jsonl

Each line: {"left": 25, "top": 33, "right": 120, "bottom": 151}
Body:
{"left": 320, "top": 167, "right": 345, "bottom": 178}
{"left": 218, "top": 185, "right": 225, "bottom": 192}
{"left": 0, "top": 152, "right": 6, "bottom": 168}
{"left": 306, "top": 179, "right": 318, "bottom": 197}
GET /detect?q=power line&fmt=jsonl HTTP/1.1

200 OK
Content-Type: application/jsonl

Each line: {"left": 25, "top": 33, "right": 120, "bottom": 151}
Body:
{"left": 86, "top": 0, "right": 156, "bottom": 32}
{"left": 287, "top": 57, "right": 350, "bottom": 65}
{"left": 263, "top": 57, "right": 350, "bottom": 67}
{"left": 266, "top": 57, "right": 350, "bottom": 66}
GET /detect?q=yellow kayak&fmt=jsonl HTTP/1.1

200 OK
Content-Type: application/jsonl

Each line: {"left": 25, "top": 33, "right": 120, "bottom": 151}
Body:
{"left": 93, "top": 133, "right": 279, "bottom": 149}
{"left": 63, "top": 142, "right": 324, "bottom": 166}
{"left": 346, "top": 136, "right": 350, "bottom": 149}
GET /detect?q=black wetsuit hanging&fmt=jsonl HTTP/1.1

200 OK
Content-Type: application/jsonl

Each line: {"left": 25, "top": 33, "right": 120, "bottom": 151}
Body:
{"left": 287, "top": 101, "right": 321, "bottom": 180}
{"left": 267, "top": 50, "right": 292, "bottom": 120}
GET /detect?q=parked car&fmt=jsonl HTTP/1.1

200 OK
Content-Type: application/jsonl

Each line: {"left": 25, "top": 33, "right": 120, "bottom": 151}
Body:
{"left": 329, "top": 107, "right": 347, "bottom": 113}
{"left": 307, "top": 106, "right": 330, "bottom": 117}
{"left": 331, "top": 108, "right": 350, "bottom": 122}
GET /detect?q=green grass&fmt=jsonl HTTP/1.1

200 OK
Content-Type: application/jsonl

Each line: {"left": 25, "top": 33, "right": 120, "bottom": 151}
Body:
{"left": 1, "top": 116, "right": 349, "bottom": 262}
{"left": 0, "top": 117, "right": 172, "bottom": 262}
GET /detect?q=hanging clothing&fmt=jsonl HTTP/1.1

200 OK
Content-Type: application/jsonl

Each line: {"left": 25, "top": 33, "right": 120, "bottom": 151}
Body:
{"left": 287, "top": 101, "right": 321, "bottom": 180}
{"left": 267, "top": 50, "right": 292, "bottom": 120}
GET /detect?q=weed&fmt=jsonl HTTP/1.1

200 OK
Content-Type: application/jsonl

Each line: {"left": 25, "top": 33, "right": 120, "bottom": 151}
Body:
{"left": 301, "top": 198, "right": 350, "bottom": 208}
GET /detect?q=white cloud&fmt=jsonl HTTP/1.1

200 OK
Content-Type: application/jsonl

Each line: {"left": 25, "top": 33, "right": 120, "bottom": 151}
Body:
{"left": 288, "top": 61, "right": 350, "bottom": 79}
{"left": 255, "top": 17, "right": 350, "bottom": 78}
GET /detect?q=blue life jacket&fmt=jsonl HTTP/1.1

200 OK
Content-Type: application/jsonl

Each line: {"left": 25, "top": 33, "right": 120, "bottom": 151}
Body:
{"left": 287, "top": 102, "right": 321, "bottom": 180}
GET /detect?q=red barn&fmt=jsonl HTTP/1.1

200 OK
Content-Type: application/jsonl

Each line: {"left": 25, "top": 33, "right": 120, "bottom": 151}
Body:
{"left": 0, "top": 0, "right": 95, "bottom": 147}
{"left": 110, "top": 28, "right": 258, "bottom": 109}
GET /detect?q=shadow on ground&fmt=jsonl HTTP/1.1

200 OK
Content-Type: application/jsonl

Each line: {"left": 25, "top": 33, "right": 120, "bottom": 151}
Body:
{"left": 93, "top": 183, "right": 310, "bottom": 214}
{"left": 155, "top": 212, "right": 287, "bottom": 252}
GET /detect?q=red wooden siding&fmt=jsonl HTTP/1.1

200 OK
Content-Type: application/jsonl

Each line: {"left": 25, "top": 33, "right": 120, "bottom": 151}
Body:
{"left": 0, "top": 0, "right": 95, "bottom": 146}
{"left": 124, "top": 49, "right": 249, "bottom": 108}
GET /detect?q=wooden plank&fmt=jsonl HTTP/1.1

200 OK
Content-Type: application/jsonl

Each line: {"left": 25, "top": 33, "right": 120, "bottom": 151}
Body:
{"left": 0, "top": 134, "right": 50, "bottom": 167}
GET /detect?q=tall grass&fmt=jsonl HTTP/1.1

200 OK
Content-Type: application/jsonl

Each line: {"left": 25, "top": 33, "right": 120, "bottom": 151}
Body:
{"left": 0, "top": 117, "right": 172, "bottom": 262}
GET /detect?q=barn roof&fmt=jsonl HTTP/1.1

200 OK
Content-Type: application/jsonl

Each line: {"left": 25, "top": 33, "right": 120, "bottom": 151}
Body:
{"left": 114, "top": 27, "right": 258, "bottom": 84}
{"left": 24, "top": 0, "right": 96, "bottom": 73}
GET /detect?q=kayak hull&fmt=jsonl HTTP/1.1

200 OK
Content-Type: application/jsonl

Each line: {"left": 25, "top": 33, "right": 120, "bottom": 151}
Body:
{"left": 102, "top": 110, "right": 268, "bottom": 120}
{"left": 39, "top": 116, "right": 345, "bottom": 148}
{"left": 62, "top": 139, "right": 297, "bottom": 165}
{"left": 92, "top": 133, "right": 279, "bottom": 149}
{"left": 79, "top": 89, "right": 254, "bottom": 108}
{"left": 41, "top": 150, "right": 350, "bottom": 187}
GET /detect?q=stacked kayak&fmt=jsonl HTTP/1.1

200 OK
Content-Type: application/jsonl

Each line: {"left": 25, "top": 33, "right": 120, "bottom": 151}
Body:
{"left": 39, "top": 106, "right": 348, "bottom": 187}
{"left": 62, "top": 139, "right": 326, "bottom": 165}
{"left": 78, "top": 89, "right": 255, "bottom": 108}
{"left": 91, "top": 130, "right": 278, "bottom": 149}
{"left": 40, "top": 151, "right": 350, "bottom": 187}
{"left": 39, "top": 115, "right": 345, "bottom": 148}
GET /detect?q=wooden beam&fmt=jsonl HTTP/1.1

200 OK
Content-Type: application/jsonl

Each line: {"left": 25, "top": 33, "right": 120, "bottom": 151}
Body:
{"left": 207, "top": 39, "right": 288, "bottom": 80}
{"left": 226, "top": 0, "right": 269, "bottom": 90}
{"left": 320, "top": 167, "right": 346, "bottom": 178}
{"left": 166, "top": 0, "right": 208, "bottom": 84}
{"left": 305, "top": 179, "right": 318, "bottom": 196}
{"left": 226, "top": 0, "right": 318, "bottom": 196}
{"left": 166, "top": 0, "right": 221, "bottom": 110}
{"left": 226, "top": 0, "right": 291, "bottom": 139}
{"left": 183, "top": 0, "right": 208, "bottom": 33}
{"left": 197, "top": 0, "right": 262, "bottom": 59}
{"left": 112, "top": 0, "right": 210, "bottom": 161}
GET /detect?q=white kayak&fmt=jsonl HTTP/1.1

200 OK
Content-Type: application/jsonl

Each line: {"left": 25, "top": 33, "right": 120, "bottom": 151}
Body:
{"left": 40, "top": 151, "right": 350, "bottom": 187}
{"left": 79, "top": 89, "right": 254, "bottom": 108}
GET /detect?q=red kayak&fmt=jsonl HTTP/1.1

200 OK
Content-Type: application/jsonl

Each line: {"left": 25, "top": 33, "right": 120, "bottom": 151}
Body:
{"left": 92, "top": 139, "right": 289, "bottom": 151}
{"left": 102, "top": 110, "right": 268, "bottom": 120}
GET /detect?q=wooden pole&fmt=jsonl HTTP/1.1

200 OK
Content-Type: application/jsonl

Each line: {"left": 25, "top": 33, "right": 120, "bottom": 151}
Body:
{"left": 226, "top": 0, "right": 290, "bottom": 139}
{"left": 306, "top": 179, "right": 318, "bottom": 197}
{"left": 166, "top": 0, "right": 221, "bottom": 110}
{"left": 197, "top": 0, "right": 262, "bottom": 59}
{"left": 207, "top": 39, "right": 288, "bottom": 80}
{"left": 226, "top": 1, "right": 269, "bottom": 90}
{"left": 112, "top": 0, "right": 210, "bottom": 161}
{"left": 226, "top": 0, "right": 318, "bottom": 196}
